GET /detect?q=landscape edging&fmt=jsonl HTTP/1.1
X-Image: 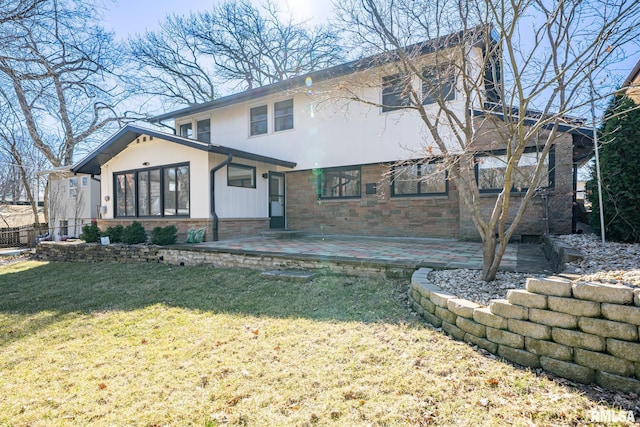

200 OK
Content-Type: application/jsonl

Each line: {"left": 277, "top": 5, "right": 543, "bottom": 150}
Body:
{"left": 410, "top": 268, "right": 640, "bottom": 394}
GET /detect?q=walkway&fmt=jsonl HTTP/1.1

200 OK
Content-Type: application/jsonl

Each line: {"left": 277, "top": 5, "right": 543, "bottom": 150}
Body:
{"left": 192, "top": 235, "right": 552, "bottom": 274}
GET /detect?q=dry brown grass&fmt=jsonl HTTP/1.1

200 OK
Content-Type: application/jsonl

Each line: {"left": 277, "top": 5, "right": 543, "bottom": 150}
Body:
{"left": 0, "top": 261, "right": 634, "bottom": 426}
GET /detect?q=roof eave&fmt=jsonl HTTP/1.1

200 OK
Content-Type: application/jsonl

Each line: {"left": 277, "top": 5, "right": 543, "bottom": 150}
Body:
{"left": 148, "top": 26, "right": 489, "bottom": 123}
{"left": 70, "top": 124, "right": 296, "bottom": 175}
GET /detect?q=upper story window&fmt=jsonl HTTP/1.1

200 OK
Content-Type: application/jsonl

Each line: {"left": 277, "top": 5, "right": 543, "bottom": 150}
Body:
{"left": 179, "top": 123, "right": 192, "bottom": 138}
{"left": 382, "top": 73, "right": 410, "bottom": 112}
{"left": 81, "top": 176, "right": 89, "bottom": 187}
{"left": 196, "top": 119, "right": 211, "bottom": 143}
{"left": 227, "top": 163, "right": 256, "bottom": 188}
{"left": 274, "top": 99, "right": 293, "bottom": 131}
{"left": 392, "top": 161, "right": 447, "bottom": 196}
{"left": 422, "top": 66, "right": 456, "bottom": 105}
{"left": 250, "top": 105, "right": 268, "bottom": 136}
{"left": 69, "top": 177, "right": 78, "bottom": 197}
{"left": 476, "top": 147, "right": 554, "bottom": 193}
{"left": 319, "top": 166, "right": 361, "bottom": 199}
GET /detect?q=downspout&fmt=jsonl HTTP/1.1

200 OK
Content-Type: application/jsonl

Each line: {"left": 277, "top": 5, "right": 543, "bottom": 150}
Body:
{"left": 210, "top": 154, "right": 233, "bottom": 241}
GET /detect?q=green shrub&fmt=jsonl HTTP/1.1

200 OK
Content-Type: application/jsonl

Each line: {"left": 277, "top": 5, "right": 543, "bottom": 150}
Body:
{"left": 102, "top": 225, "right": 124, "bottom": 243}
{"left": 587, "top": 95, "right": 640, "bottom": 242}
{"left": 121, "top": 221, "right": 147, "bottom": 244}
{"left": 150, "top": 225, "right": 177, "bottom": 245}
{"left": 80, "top": 223, "right": 101, "bottom": 243}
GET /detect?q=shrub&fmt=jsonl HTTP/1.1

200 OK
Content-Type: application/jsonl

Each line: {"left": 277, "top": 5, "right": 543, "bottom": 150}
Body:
{"left": 587, "top": 95, "right": 640, "bottom": 242}
{"left": 121, "top": 221, "right": 147, "bottom": 244}
{"left": 150, "top": 225, "right": 177, "bottom": 245}
{"left": 80, "top": 223, "right": 101, "bottom": 243}
{"left": 102, "top": 225, "right": 124, "bottom": 243}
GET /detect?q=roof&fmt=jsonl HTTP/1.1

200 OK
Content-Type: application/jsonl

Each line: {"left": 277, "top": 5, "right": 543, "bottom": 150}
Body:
{"left": 473, "top": 104, "right": 594, "bottom": 137}
{"left": 623, "top": 59, "right": 640, "bottom": 88}
{"left": 71, "top": 125, "right": 297, "bottom": 176}
{"left": 472, "top": 105, "right": 594, "bottom": 164}
{"left": 149, "top": 26, "right": 490, "bottom": 123}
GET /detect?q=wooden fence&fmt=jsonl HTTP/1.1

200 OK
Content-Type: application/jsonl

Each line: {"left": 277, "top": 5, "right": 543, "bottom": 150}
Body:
{"left": 0, "top": 224, "right": 49, "bottom": 248}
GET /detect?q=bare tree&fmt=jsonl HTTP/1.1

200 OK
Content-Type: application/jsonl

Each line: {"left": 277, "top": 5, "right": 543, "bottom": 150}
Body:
{"left": 0, "top": 0, "right": 45, "bottom": 25}
{"left": 0, "top": 0, "right": 132, "bottom": 226}
{"left": 128, "top": 0, "right": 344, "bottom": 107}
{"left": 333, "top": 0, "right": 640, "bottom": 280}
{"left": 0, "top": 86, "right": 48, "bottom": 224}
{"left": 0, "top": 0, "right": 128, "bottom": 168}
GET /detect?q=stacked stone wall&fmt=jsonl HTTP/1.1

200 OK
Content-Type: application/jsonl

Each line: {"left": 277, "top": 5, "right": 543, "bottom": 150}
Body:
{"left": 34, "top": 241, "right": 411, "bottom": 279}
{"left": 410, "top": 268, "right": 640, "bottom": 393}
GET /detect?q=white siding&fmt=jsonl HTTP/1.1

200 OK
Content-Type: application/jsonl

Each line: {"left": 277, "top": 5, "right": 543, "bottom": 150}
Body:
{"left": 175, "top": 54, "right": 471, "bottom": 171}
{"left": 48, "top": 173, "right": 99, "bottom": 239}
{"left": 100, "top": 137, "right": 210, "bottom": 219}
{"left": 210, "top": 153, "right": 289, "bottom": 219}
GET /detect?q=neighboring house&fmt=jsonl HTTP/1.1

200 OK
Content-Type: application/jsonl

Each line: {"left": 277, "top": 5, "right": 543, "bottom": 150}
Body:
{"left": 70, "top": 32, "right": 592, "bottom": 242}
{"left": 44, "top": 168, "right": 100, "bottom": 240}
{"left": 623, "top": 59, "right": 640, "bottom": 103}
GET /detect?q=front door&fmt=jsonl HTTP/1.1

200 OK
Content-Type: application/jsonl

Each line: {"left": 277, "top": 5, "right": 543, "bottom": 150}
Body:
{"left": 269, "top": 172, "right": 285, "bottom": 229}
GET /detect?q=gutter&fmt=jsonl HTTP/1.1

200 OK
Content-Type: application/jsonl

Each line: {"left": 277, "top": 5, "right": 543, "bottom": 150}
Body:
{"left": 210, "top": 154, "right": 233, "bottom": 241}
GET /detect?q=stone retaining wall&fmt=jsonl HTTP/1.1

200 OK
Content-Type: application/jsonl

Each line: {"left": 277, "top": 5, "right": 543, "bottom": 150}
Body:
{"left": 34, "top": 241, "right": 411, "bottom": 278}
{"left": 410, "top": 268, "right": 640, "bottom": 393}
{"left": 542, "top": 234, "right": 584, "bottom": 273}
{"left": 35, "top": 241, "right": 161, "bottom": 263}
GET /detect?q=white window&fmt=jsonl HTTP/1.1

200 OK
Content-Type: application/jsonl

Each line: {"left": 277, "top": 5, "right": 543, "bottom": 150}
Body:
{"left": 382, "top": 74, "right": 410, "bottom": 112}
{"left": 422, "top": 66, "right": 456, "bottom": 105}
{"left": 250, "top": 105, "right": 268, "bottom": 136}
{"left": 179, "top": 123, "right": 193, "bottom": 138}
{"left": 69, "top": 177, "right": 78, "bottom": 197}
{"left": 81, "top": 176, "right": 89, "bottom": 187}
{"left": 274, "top": 99, "right": 293, "bottom": 131}
{"left": 196, "top": 118, "right": 210, "bottom": 142}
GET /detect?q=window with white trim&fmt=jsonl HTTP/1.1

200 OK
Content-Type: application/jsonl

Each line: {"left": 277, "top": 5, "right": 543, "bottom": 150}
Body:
{"left": 422, "top": 66, "right": 456, "bottom": 105}
{"left": 274, "top": 99, "right": 293, "bottom": 131}
{"left": 179, "top": 123, "right": 192, "bottom": 138}
{"left": 196, "top": 119, "right": 210, "bottom": 142}
{"left": 250, "top": 105, "right": 268, "bottom": 136}
{"left": 382, "top": 73, "right": 410, "bottom": 112}
{"left": 69, "top": 177, "right": 78, "bottom": 197}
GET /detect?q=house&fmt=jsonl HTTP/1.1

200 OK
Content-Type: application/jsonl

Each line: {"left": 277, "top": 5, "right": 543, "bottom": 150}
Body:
{"left": 69, "top": 31, "right": 592, "bottom": 243}
{"left": 43, "top": 168, "right": 100, "bottom": 240}
{"left": 623, "top": 59, "right": 640, "bottom": 103}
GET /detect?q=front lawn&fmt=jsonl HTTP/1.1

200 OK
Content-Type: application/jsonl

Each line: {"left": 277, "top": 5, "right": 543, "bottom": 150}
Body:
{"left": 0, "top": 261, "right": 626, "bottom": 426}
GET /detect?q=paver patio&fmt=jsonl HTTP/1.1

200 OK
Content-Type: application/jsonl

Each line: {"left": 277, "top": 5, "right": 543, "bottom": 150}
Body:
{"left": 191, "top": 235, "right": 552, "bottom": 274}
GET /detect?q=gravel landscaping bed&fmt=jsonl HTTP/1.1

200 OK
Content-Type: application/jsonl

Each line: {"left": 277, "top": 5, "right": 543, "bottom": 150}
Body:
{"left": 428, "top": 233, "right": 640, "bottom": 306}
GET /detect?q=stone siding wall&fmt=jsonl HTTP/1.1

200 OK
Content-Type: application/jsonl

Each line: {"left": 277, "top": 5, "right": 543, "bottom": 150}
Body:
{"left": 410, "top": 268, "right": 640, "bottom": 393}
{"left": 34, "top": 241, "right": 411, "bottom": 279}
{"left": 458, "top": 135, "right": 575, "bottom": 240}
{"left": 286, "top": 163, "right": 461, "bottom": 238}
{"left": 97, "top": 218, "right": 269, "bottom": 242}
{"left": 286, "top": 135, "right": 574, "bottom": 241}
{"left": 36, "top": 241, "right": 161, "bottom": 263}
{"left": 98, "top": 218, "right": 212, "bottom": 243}
{"left": 217, "top": 218, "right": 270, "bottom": 241}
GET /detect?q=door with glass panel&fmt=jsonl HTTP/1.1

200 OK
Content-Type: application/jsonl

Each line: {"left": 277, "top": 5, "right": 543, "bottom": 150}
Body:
{"left": 269, "top": 172, "right": 285, "bottom": 229}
